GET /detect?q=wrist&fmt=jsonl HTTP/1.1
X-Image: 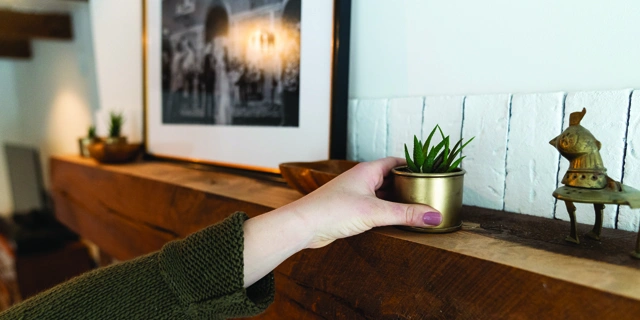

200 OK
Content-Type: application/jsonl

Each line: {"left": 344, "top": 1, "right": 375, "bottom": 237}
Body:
{"left": 242, "top": 205, "right": 313, "bottom": 287}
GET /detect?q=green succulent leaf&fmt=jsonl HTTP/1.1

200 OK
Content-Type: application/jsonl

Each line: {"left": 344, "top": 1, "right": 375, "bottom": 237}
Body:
{"left": 423, "top": 125, "right": 438, "bottom": 156}
{"left": 448, "top": 139, "right": 462, "bottom": 164}
{"left": 432, "top": 152, "right": 445, "bottom": 172}
{"left": 413, "top": 135, "right": 425, "bottom": 168}
{"left": 87, "top": 125, "right": 96, "bottom": 139}
{"left": 405, "top": 144, "right": 420, "bottom": 172}
{"left": 437, "top": 125, "right": 445, "bottom": 140}
{"left": 424, "top": 139, "right": 445, "bottom": 172}
{"left": 440, "top": 136, "right": 450, "bottom": 171}
{"left": 402, "top": 125, "right": 473, "bottom": 174}
{"left": 447, "top": 156, "right": 466, "bottom": 172}
{"left": 447, "top": 136, "right": 475, "bottom": 168}
{"left": 108, "top": 111, "right": 125, "bottom": 138}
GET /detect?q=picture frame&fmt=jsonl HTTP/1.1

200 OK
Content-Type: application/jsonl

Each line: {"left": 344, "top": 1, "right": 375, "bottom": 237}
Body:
{"left": 143, "top": 0, "right": 351, "bottom": 173}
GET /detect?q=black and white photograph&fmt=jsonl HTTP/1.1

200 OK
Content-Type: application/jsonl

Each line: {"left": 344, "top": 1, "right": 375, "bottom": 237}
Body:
{"left": 161, "top": 0, "right": 301, "bottom": 126}
{"left": 145, "top": 0, "right": 350, "bottom": 171}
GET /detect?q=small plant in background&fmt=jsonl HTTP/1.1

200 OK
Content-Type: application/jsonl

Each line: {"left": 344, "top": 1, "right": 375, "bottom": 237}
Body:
{"left": 404, "top": 125, "right": 474, "bottom": 173}
{"left": 87, "top": 125, "right": 97, "bottom": 139}
{"left": 108, "top": 111, "right": 124, "bottom": 138}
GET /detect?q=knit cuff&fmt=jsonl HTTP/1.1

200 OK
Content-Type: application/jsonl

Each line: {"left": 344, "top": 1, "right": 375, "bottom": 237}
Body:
{"left": 158, "top": 212, "right": 275, "bottom": 317}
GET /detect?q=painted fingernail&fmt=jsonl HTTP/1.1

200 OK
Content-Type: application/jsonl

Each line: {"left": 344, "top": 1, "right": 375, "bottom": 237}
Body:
{"left": 423, "top": 212, "right": 442, "bottom": 226}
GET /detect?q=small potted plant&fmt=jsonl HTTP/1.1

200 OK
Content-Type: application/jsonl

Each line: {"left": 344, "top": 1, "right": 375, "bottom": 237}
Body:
{"left": 105, "top": 111, "right": 126, "bottom": 145}
{"left": 88, "top": 111, "right": 141, "bottom": 163}
{"left": 392, "top": 125, "right": 474, "bottom": 233}
{"left": 78, "top": 125, "right": 99, "bottom": 157}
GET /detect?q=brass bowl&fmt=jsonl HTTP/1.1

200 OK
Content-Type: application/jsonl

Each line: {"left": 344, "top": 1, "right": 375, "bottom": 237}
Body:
{"left": 279, "top": 160, "right": 359, "bottom": 194}
{"left": 88, "top": 141, "right": 142, "bottom": 164}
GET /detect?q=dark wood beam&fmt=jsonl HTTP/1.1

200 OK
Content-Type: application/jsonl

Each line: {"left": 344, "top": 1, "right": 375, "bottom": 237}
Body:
{"left": 51, "top": 155, "right": 640, "bottom": 319}
{"left": 0, "top": 9, "right": 72, "bottom": 40}
{"left": 0, "top": 38, "right": 31, "bottom": 59}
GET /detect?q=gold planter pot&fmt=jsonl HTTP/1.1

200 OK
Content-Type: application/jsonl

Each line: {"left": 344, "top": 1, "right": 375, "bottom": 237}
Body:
{"left": 392, "top": 166, "right": 465, "bottom": 233}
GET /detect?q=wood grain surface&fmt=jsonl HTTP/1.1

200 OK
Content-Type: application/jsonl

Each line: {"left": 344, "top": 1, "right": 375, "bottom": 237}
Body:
{"left": 51, "top": 155, "right": 640, "bottom": 319}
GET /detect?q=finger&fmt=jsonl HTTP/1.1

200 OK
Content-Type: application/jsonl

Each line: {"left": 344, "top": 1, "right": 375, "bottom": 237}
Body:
{"left": 372, "top": 157, "right": 406, "bottom": 174}
{"left": 370, "top": 199, "right": 442, "bottom": 227}
{"left": 368, "top": 157, "right": 405, "bottom": 190}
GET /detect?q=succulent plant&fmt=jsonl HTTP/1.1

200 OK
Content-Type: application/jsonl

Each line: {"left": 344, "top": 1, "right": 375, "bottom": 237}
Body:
{"left": 87, "top": 125, "right": 96, "bottom": 139}
{"left": 108, "top": 111, "right": 125, "bottom": 138}
{"left": 404, "top": 125, "right": 474, "bottom": 173}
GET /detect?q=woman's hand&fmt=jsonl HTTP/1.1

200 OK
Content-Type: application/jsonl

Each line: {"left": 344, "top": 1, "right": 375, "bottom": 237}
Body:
{"left": 284, "top": 157, "right": 442, "bottom": 249}
{"left": 242, "top": 157, "right": 441, "bottom": 287}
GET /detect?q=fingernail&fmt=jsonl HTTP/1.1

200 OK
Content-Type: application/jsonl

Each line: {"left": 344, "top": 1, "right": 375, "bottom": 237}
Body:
{"left": 423, "top": 212, "right": 442, "bottom": 226}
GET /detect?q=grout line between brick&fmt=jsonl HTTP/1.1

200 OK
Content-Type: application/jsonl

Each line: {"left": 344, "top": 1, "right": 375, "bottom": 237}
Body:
{"left": 615, "top": 90, "right": 634, "bottom": 229}
{"left": 553, "top": 93, "right": 568, "bottom": 220}
{"left": 460, "top": 96, "right": 467, "bottom": 162}
{"left": 502, "top": 94, "right": 513, "bottom": 211}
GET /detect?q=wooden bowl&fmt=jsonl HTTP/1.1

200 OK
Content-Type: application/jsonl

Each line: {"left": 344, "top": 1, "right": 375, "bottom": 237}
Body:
{"left": 88, "top": 141, "right": 142, "bottom": 164}
{"left": 279, "top": 160, "right": 359, "bottom": 194}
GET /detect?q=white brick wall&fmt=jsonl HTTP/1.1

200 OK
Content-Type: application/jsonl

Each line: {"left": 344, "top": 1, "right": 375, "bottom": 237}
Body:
{"left": 422, "top": 96, "right": 464, "bottom": 145}
{"left": 355, "top": 99, "right": 388, "bottom": 161}
{"left": 347, "top": 89, "right": 640, "bottom": 232}
{"left": 462, "top": 94, "right": 511, "bottom": 211}
{"left": 505, "top": 92, "right": 565, "bottom": 218}
{"left": 619, "top": 90, "right": 640, "bottom": 232}
{"left": 387, "top": 97, "right": 424, "bottom": 158}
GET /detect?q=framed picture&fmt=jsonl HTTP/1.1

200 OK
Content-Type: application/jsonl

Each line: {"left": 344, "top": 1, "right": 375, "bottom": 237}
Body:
{"left": 143, "top": 0, "right": 351, "bottom": 173}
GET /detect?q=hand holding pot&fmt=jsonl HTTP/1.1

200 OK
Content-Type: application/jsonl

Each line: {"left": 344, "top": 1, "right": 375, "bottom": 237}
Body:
{"left": 243, "top": 157, "right": 442, "bottom": 286}
{"left": 289, "top": 156, "right": 444, "bottom": 248}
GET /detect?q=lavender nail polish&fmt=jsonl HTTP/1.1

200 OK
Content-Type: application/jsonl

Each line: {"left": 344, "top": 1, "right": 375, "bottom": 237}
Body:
{"left": 423, "top": 212, "right": 442, "bottom": 226}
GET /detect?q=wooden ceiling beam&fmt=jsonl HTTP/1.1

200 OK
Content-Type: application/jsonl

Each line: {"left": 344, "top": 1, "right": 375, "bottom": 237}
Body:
{"left": 0, "top": 9, "right": 72, "bottom": 40}
{"left": 0, "top": 38, "right": 32, "bottom": 59}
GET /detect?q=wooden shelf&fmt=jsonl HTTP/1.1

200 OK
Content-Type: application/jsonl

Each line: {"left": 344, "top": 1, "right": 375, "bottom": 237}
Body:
{"left": 50, "top": 155, "right": 640, "bottom": 319}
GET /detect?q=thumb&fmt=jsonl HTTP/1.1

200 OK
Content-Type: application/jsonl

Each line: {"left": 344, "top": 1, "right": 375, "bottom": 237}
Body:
{"left": 372, "top": 200, "right": 442, "bottom": 228}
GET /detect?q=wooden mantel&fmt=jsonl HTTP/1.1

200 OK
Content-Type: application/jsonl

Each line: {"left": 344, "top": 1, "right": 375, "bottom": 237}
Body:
{"left": 50, "top": 155, "right": 640, "bottom": 319}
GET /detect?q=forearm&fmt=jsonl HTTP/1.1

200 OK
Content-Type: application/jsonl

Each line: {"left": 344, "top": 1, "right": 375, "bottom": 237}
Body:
{"left": 0, "top": 252, "right": 181, "bottom": 319}
{"left": 2, "top": 212, "right": 275, "bottom": 319}
{"left": 242, "top": 204, "right": 311, "bottom": 287}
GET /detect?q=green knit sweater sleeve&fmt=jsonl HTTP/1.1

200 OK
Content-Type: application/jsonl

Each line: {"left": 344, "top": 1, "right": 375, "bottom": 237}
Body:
{"left": 0, "top": 212, "right": 275, "bottom": 320}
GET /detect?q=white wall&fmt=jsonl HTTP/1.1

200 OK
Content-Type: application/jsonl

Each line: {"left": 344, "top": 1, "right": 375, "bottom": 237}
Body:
{"left": 75, "top": 0, "right": 640, "bottom": 233}
{"left": 4, "top": 0, "right": 640, "bottom": 230}
{"left": 349, "top": 0, "right": 640, "bottom": 98}
{"left": 0, "top": 61, "right": 22, "bottom": 215}
{"left": 0, "top": 0, "right": 139, "bottom": 214}
{"left": 5, "top": 4, "right": 98, "bottom": 191}
{"left": 89, "top": 0, "right": 143, "bottom": 142}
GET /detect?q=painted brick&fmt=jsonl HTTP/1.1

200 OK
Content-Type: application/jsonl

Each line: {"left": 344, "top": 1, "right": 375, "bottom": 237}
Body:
{"left": 619, "top": 90, "right": 640, "bottom": 232}
{"left": 554, "top": 90, "right": 632, "bottom": 228}
{"left": 386, "top": 97, "right": 424, "bottom": 158}
{"left": 462, "top": 94, "right": 511, "bottom": 210}
{"left": 347, "top": 99, "right": 359, "bottom": 161}
{"left": 422, "top": 96, "right": 464, "bottom": 145}
{"left": 504, "top": 92, "right": 565, "bottom": 218}
{"left": 356, "top": 99, "right": 388, "bottom": 161}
